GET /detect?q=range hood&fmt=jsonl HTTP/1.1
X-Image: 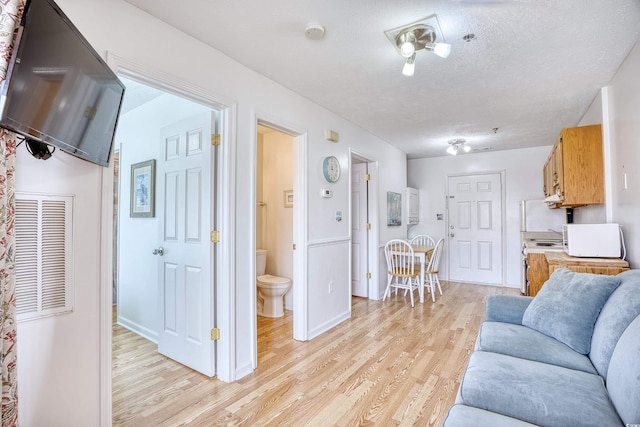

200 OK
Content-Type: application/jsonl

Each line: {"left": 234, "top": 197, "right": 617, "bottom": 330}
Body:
{"left": 544, "top": 194, "right": 562, "bottom": 203}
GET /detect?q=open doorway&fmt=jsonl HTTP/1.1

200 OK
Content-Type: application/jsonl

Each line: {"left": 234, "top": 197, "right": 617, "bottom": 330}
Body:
{"left": 255, "top": 124, "right": 295, "bottom": 358}
{"left": 112, "top": 76, "right": 220, "bottom": 375}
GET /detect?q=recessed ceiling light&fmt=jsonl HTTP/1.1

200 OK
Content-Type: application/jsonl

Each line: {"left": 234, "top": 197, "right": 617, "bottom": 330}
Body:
{"left": 305, "top": 23, "right": 326, "bottom": 40}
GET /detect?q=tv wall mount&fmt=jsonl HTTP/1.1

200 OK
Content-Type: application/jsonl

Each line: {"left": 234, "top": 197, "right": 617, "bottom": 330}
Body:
{"left": 25, "top": 138, "right": 55, "bottom": 160}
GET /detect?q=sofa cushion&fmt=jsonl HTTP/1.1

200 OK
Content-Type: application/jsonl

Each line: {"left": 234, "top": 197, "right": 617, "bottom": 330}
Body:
{"left": 476, "top": 321, "right": 597, "bottom": 374}
{"left": 607, "top": 314, "right": 640, "bottom": 425}
{"left": 458, "top": 351, "right": 623, "bottom": 427}
{"left": 522, "top": 268, "right": 621, "bottom": 354}
{"left": 590, "top": 270, "right": 640, "bottom": 378}
{"left": 484, "top": 294, "right": 534, "bottom": 324}
{"left": 444, "top": 404, "right": 538, "bottom": 427}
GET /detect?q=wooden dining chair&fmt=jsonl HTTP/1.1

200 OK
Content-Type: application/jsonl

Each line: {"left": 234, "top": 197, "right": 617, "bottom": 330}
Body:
{"left": 383, "top": 239, "right": 420, "bottom": 307}
{"left": 410, "top": 234, "right": 435, "bottom": 289}
{"left": 424, "top": 238, "right": 444, "bottom": 302}
{"left": 410, "top": 234, "right": 435, "bottom": 247}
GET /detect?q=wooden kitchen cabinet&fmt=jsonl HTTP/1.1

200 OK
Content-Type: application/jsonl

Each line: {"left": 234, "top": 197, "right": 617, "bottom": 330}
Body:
{"left": 526, "top": 252, "right": 550, "bottom": 297}
{"left": 528, "top": 251, "right": 629, "bottom": 297}
{"left": 543, "top": 124, "right": 604, "bottom": 208}
{"left": 546, "top": 252, "right": 629, "bottom": 276}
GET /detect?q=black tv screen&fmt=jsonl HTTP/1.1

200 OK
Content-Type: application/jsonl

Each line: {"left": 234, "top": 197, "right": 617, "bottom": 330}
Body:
{"left": 0, "top": 0, "right": 125, "bottom": 167}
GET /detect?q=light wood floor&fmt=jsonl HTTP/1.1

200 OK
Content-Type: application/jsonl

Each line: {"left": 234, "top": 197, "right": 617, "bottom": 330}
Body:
{"left": 113, "top": 282, "right": 519, "bottom": 426}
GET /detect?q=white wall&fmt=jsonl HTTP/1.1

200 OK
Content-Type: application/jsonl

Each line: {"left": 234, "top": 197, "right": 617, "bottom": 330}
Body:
{"left": 17, "top": 0, "right": 408, "bottom": 424}
{"left": 15, "top": 150, "right": 103, "bottom": 426}
{"left": 407, "top": 146, "right": 553, "bottom": 288}
{"left": 603, "top": 38, "right": 640, "bottom": 267}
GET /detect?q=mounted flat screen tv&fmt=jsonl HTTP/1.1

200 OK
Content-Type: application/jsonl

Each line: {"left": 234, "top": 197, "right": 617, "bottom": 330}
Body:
{"left": 0, "top": 0, "right": 125, "bottom": 167}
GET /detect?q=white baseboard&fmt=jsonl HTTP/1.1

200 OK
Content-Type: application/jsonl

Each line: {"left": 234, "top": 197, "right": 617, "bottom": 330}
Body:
{"left": 307, "top": 310, "right": 351, "bottom": 341}
{"left": 117, "top": 316, "right": 158, "bottom": 344}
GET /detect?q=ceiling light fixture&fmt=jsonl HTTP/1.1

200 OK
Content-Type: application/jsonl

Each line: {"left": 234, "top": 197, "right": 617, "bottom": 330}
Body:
{"left": 447, "top": 138, "right": 470, "bottom": 155}
{"left": 402, "top": 53, "right": 416, "bottom": 76}
{"left": 385, "top": 15, "right": 451, "bottom": 76}
{"left": 427, "top": 42, "right": 452, "bottom": 58}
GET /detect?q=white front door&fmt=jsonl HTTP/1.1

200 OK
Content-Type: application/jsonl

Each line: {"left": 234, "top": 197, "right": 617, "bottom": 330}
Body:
{"left": 156, "top": 112, "right": 216, "bottom": 376}
{"left": 351, "top": 162, "right": 368, "bottom": 297}
{"left": 448, "top": 173, "right": 503, "bottom": 285}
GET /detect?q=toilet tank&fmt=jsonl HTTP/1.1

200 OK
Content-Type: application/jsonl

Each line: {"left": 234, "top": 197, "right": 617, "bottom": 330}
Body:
{"left": 256, "top": 249, "right": 267, "bottom": 276}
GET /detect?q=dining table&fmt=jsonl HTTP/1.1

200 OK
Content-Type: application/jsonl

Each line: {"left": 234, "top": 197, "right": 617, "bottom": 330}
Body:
{"left": 410, "top": 244, "right": 434, "bottom": 303}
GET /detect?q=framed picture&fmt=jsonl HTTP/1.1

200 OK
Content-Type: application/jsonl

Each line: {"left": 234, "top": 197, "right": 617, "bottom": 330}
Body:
{"left": 387, "top": 191, "right": 402, "bottom": 226}
{"left": 284, "top": 190, "right": 293, "bottom": 208}
{"left": 130, "top": 159, "right": 156, "bottom": 218}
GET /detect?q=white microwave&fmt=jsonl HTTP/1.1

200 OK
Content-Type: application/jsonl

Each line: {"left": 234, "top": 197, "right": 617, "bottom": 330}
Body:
{"left": 563, "top": 223, "right": 621, "bottom": 258}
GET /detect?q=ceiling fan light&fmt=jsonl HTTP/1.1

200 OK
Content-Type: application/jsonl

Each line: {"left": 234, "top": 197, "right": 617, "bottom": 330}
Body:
{"left": 432, "top": 42, "right": 451, "bottom": 58}
{"left": 462, "top": 143, "right": 471, "bottom": 152}
{"left": 402, "top": 53, "right": 416, "bottom": 76}
{"left": 446, "top": 145, "right": 458, "bottom": 155}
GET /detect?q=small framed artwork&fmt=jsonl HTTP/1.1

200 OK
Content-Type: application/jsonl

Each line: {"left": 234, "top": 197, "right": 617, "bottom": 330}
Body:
{"left": 284, "top": 190, "right": 293, "bottom": 208}
{"left": 387, "top": 191, "right": 402, "bottom": 226}
{"left": 130, "top": 159, "right": 156, "bottom": 218}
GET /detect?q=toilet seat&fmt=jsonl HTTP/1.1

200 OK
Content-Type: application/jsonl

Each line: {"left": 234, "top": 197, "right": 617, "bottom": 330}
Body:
{"left": 257, "top": 274, "right": 290, "bottom": 285}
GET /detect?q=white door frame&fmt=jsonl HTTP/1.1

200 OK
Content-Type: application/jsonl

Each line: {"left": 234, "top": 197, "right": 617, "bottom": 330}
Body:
{"left": 349, "top": 150, "right": 380, "bottom": 300}
{"left": 445, "top": 170, "right": 507, "bottom": 286}
{"left": 100, "top": 53, "right": 237, "bottom": 424}
{"left": 251, "top": 114, "right": 308, "bottom": 358}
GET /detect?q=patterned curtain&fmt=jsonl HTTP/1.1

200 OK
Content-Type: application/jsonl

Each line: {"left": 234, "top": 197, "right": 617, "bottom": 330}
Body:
{"left": 0, "top": 1, "right": 25, "bottom": 426}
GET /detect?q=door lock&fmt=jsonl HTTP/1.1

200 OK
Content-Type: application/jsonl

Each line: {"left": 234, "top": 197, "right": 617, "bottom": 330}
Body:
{"left": 152, "top": 247, "right": 164, "bottom": 256}
{"left": 450, "top": 233, "right": 455, "bottom": 238}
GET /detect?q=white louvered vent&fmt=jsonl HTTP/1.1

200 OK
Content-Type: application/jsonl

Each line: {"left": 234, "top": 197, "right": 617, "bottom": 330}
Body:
{"left": 15, "top": 194, "right": 73, "bottom": 321}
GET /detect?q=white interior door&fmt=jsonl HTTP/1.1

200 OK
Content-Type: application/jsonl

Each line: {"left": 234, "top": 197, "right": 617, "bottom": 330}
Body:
{"left": 156, "top": 111, "right": 216, "bottom": 376}
{"left": 448, "top": 173, "right": 503, "bottom": 285}
{"left": 351, "top": 162, "right": 368, "bottom": 297}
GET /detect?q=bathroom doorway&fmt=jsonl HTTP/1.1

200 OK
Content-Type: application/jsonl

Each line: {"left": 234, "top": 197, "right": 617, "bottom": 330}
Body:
{"left": 255, "top": 124, "right": 295, "bottom": 353}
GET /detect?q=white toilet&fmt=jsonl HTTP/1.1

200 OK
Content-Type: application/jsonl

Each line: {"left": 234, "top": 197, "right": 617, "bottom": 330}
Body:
{"left": 256, "top": 249, "right": 291, "bottom": 318}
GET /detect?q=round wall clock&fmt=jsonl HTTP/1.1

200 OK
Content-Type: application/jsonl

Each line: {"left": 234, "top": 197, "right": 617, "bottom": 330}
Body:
{"left": 322, "top": 156, "right": 341, "bottom": 183}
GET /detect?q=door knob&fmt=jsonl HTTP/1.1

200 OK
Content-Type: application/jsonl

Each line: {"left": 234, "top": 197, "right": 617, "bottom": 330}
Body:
{"left": 450, "top": 233, "right": 455, "bottom": 238}
{"left": 152, "top": 247, "right": 164, "bottom": 256}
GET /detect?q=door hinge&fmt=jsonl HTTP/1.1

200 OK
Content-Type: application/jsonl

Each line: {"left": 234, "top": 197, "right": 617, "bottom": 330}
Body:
{"left": 210, "top": 230, "right": 220, "bottom": 243}
{"left": 211, "top": 134, "right": 221, "bottom": 146}
{"left": 366, "top": 223, "right": 371, "bottom": 230}
{"left": 366, "top": 272, "right": 372, "bottom": 279}
{"left": 365, "top": 173, "right": 371, "bottom": 181}
{"left": 211, "top": 328, "right": 220, "bottom": 340}
{"left": 293, "top": 243, "right": 296, "bottom": 250}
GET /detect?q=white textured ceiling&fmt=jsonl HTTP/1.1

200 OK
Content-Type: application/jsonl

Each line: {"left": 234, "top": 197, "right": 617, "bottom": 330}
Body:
{"left": 124, "top": 0, "right": 640, "bottom": 158}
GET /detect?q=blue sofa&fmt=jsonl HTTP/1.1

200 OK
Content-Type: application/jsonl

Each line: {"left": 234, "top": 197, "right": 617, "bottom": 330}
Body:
{"left": 444, "top": 269, "right": 640, "bottom": 427}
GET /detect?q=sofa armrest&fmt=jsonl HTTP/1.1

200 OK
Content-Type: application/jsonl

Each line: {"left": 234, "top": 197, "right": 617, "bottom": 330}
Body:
{"left": 485, "top": 295, "right": 534, "bottom": 324}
